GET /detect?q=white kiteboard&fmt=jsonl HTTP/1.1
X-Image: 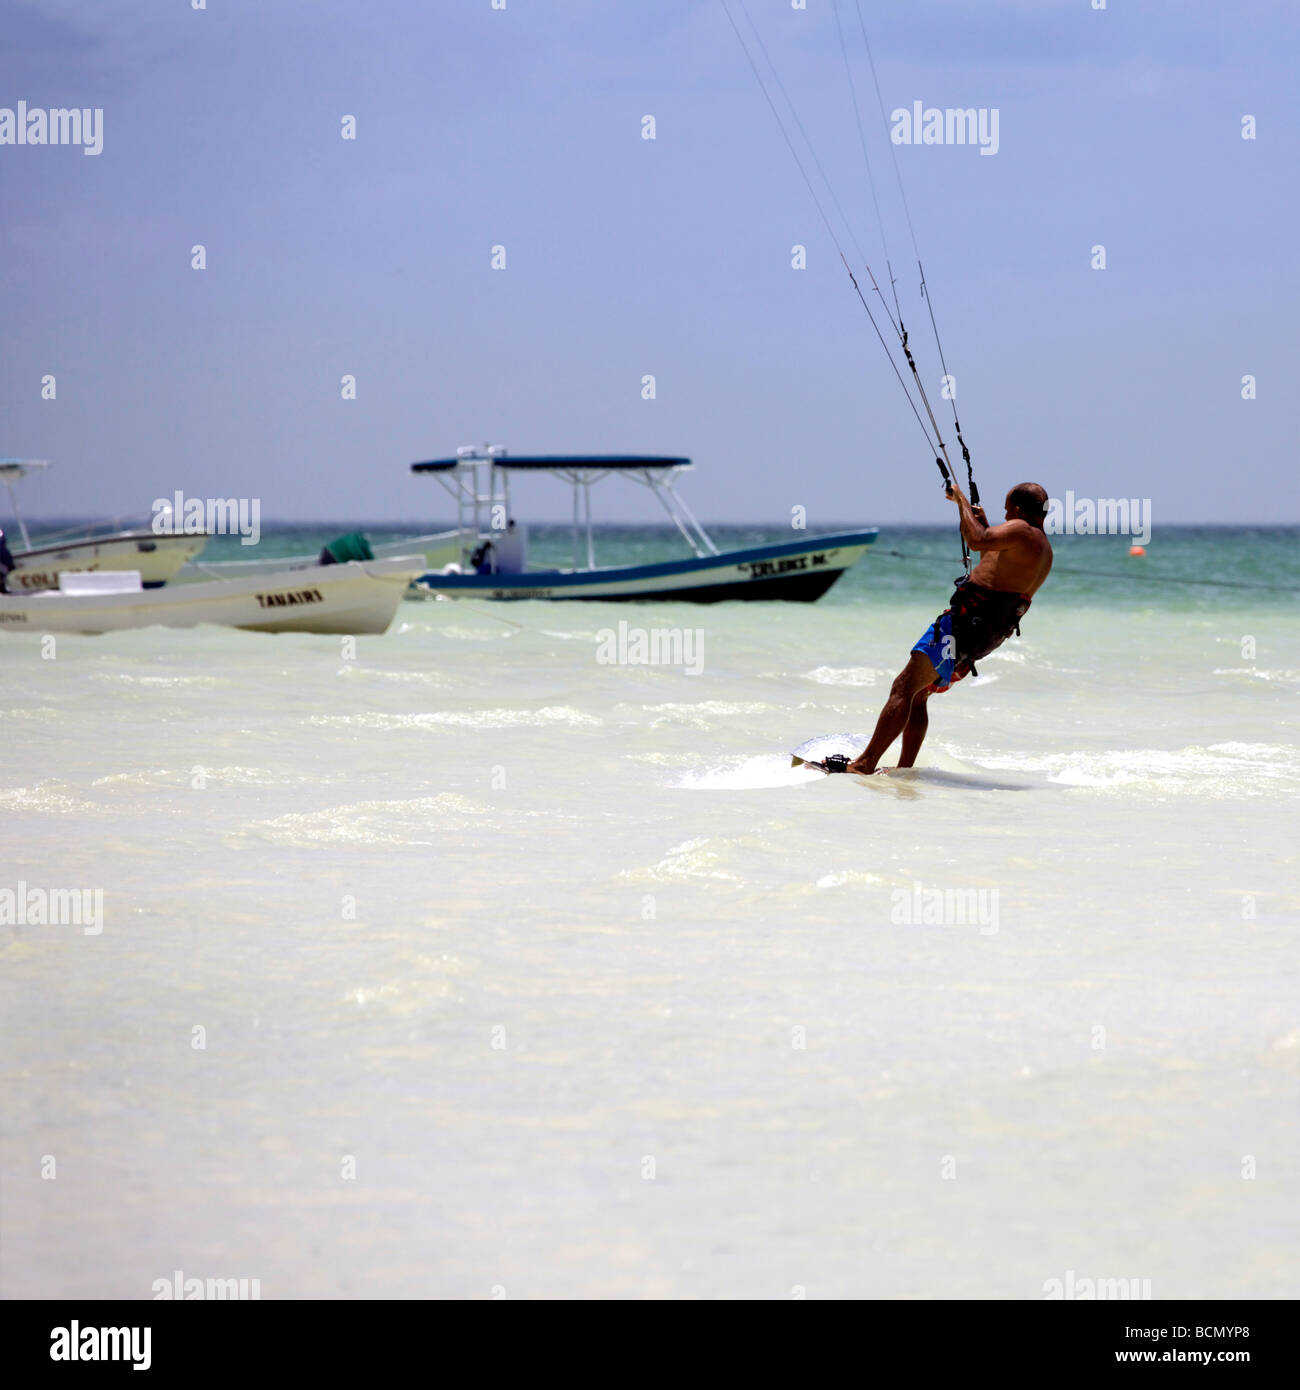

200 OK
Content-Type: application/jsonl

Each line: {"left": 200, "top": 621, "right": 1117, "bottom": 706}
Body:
{"left": 792, "top": 733, "right": 1041, "bottom": 789}
{"left": 790, "top": 732, "right": 870, "bottom": 769}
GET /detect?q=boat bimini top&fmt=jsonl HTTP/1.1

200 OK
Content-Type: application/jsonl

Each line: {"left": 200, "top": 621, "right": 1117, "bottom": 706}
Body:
{"left": 410, "top": 445, "right": 719, "bottom": 571}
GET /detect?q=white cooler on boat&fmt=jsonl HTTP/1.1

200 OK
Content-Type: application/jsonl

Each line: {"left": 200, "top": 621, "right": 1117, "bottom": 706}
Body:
{"left": 493, "top": 523, "right": 528, "bottom": 574}
{"left": 59, "top": 570, "right": 144, "bottom": 595}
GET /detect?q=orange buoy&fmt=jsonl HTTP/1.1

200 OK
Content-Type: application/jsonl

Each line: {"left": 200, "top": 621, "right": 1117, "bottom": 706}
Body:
{"left": 1129, "top": 545, "right": 1146, "bottom": 557}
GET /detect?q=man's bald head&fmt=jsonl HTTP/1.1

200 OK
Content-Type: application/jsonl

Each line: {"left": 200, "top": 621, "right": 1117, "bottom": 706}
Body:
{"left": 1006, "top": 483, "right": 1048, "bottom": 525}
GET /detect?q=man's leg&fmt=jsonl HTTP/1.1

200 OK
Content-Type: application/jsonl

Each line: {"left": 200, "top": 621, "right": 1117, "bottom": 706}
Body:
{"left": 897, "top": 688, "right": 931, "bottom": 768}
{"left": 846, "top": 651, "right": 938, "bottom": 774}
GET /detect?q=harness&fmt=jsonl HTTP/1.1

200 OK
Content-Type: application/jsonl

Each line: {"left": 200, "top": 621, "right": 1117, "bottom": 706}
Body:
{"left": 946, "top": 577, "right": 1031, "bottom": 679}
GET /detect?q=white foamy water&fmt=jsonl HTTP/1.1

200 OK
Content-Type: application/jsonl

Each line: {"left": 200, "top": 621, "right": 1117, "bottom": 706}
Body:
{"left": 2, "top": 586, "right": 1298, "bottom": 1298}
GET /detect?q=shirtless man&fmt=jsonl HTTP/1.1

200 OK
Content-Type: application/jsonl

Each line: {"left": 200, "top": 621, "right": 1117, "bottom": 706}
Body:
{"left": 824, "top": 480, "right": 1053, "bottom": 775}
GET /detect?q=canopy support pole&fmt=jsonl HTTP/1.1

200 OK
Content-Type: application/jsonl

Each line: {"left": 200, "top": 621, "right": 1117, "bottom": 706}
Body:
{"left": 630, "top": 469, "right": 717, "bottom": 558}
{"left": 4, "top": 480, "right": 31, "bottom": 550}
{"left": 661, "top": 477, "right": 718, "bottom": 556}
{"left": 584, "top": 480, "right": 595, "bottom": 569}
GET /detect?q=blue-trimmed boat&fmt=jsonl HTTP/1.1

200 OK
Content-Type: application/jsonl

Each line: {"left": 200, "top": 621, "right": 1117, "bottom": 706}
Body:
{"left": 407, "top": 447, "right": 877, "bottom": 603}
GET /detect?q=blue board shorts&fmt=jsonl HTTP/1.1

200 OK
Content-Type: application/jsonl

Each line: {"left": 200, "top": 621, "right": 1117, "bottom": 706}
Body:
{"left": 912, "top": 610, "right": 961, "bottom": 693}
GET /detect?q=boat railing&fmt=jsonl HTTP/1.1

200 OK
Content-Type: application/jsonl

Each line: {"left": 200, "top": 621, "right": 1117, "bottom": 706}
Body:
{"left": 183, "top": 555, "right": 316, "bottom": 579}
{"left": 22, "top": 516, "right": 166, "bottom": 550}
{"left": 177, "top": 527, "right": 466, "bottom": 581}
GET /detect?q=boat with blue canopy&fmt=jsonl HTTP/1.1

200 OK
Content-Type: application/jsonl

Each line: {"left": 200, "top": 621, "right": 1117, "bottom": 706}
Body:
{"left": 407, "top": 446, "right": 877, "bottom": 602}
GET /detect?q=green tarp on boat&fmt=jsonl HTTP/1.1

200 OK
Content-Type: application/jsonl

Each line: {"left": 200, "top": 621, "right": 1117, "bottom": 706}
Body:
{"left": 320, "top": 532, "right": 374, "bottom": 565}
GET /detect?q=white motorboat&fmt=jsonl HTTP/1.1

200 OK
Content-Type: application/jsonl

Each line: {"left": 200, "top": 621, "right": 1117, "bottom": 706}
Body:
{"left": 1, "top": 459, "right": 206, "bottom": 591}
{"left": 0, "top": 556, "right": 425, "bottom": 636}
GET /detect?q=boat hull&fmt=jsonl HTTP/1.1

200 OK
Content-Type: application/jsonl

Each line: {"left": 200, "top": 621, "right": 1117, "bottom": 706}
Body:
{"left": 7, "top": 532, "right": 207, "bottom": 592}
{"left": 0, "top": 557, "right": 424, "bottom": 636}
{"left": 411, "top": 530, "right": 878, "bottom": 602}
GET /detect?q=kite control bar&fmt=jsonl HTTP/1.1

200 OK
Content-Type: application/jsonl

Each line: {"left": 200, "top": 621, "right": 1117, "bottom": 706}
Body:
{"left": 935, "top": 456, "right": 972, "bottom": 572}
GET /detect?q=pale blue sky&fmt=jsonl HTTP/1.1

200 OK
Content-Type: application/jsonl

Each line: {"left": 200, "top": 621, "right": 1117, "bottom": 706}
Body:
{"left": 2, "top": 0, "right": 1295, "bottom": 525}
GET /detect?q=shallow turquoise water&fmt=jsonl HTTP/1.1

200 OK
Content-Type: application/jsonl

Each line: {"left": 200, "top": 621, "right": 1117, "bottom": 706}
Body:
{"left": 1, "top": 525, "right": 1297, "bottom": 1298}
